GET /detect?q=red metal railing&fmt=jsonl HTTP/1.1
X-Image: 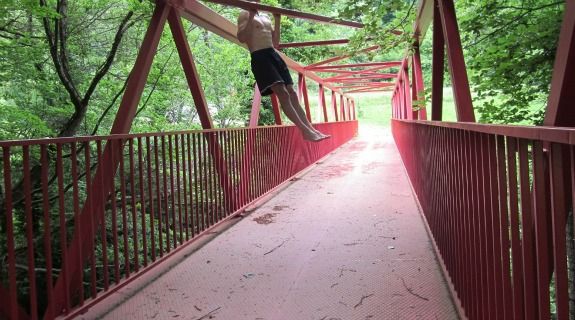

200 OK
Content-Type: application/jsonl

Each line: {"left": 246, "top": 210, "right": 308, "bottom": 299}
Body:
{"left": 0, "top": 121, "right": 357, "bottom": 320}
{"left": 393, "top": 119, "right": 574, "bottom": 320}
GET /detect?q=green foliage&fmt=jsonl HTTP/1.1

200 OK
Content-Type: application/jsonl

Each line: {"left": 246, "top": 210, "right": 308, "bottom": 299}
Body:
{"left": 456, "top": 0, "right": 564, "bottom": 125}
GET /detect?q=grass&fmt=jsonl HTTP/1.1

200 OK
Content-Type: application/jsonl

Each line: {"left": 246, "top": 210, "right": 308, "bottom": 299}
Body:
{"left": 300, "top": 87, "right": 459, "bottom": 127}
{"left": 351, "top": 87, "right": 459, "bottom": 127}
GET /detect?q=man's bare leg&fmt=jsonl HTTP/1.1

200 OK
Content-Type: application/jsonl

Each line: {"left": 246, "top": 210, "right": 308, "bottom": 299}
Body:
{"left": 271, "top": 83, "right": 326, "bottom": 141}
{"left": 286, "top": 85, "right": 329, "bottom": 138}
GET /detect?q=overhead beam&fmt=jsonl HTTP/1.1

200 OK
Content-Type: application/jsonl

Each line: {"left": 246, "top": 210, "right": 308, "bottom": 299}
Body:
{"left": 308, "top": 61, "right": 401, "bottom": 70}
{"left": 175, "top": 0, "right": 243, "bottom": 45}
{"left": 336, "top": 82, "right": 395, "bottom": 88}
{"left": 195, "top": 0, "right": 363, "bottom": 28}
{"left": 306, "top": 45, "right": 380, "bottom": 68}
{"left": 278, "top": 39, "right": 350, "bottom": 48}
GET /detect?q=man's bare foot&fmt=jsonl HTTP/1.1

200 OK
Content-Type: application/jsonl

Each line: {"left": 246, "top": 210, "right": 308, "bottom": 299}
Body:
{"left": 303, "top": 131, "right": 331, "bottom": 142}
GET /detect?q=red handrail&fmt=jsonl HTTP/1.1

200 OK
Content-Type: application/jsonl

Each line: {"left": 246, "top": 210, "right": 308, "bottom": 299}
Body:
{"left": 393, "top": 119, "right": 574, "bottom": 319}
{"left": 0, "top": 121, "right": 358, "bottom": 320}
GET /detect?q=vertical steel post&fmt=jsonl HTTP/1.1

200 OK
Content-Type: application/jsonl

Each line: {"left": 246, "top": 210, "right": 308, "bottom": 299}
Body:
{"left": 437, "top": 0, "right": 475, "bottom": 122}
{"left": 340, "top": 94, "right": 346, "bottom": 121}
{"left": 249, "top": 84, "right": 262, "bottom": 127}
{"left": 271, "top": 94, "right": 283, "bottom": 125}
{"left": 412, "top": 45, "right": 427, "bottom": 120}
{"left": 300, "top": 74, "right": 312, "bottom": 122}
{"left": 332, "top": 90, "right": 339, "bottom": 121}
{"left": 319, "top": 84, "right": 328, "bottom": 122}
{"left": 273, "top": 14, "right": 281, "bottom": 48}
{"left": 432, "top": 2, "right": 445, "bottom": 121}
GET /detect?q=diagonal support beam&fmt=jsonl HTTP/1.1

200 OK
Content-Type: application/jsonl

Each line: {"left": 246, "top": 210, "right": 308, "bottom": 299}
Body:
{"left": 46, "top": 4, "right": 171, "bottom": 316}
{"left": 543, "top": 0, "right": 575, "bottom": 127}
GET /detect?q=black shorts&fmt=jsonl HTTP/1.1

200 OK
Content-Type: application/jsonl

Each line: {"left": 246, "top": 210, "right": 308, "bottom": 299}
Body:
{"left": 250, "top": 48, "right": 294, "bottom": 96}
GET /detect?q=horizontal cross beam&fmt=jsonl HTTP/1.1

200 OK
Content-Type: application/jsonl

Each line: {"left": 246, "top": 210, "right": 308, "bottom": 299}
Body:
{"left": 325, "top": 74, "right": 396, "bottom": 82}
{"left": 346, "top": 87, "right": 394, "bottom": 93}
{"left": 308, "top": 61, "right": 402, "bottom": 70}
{"left": 278, "top": 39, "right": 350, "bottom": 48}
{"left": 306, "top": 45, "right": 380, "bottom": 68}
{"left": 194, "top": 0, "right": 363, "bottom": 28}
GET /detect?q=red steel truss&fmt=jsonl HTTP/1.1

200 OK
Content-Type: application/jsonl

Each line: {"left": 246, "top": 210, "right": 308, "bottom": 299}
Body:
{"left": 2, "top": 1, "right": 369, "bottom": 319}
{"left": 4, "top": 0, "right": 573, "bottom": 318}
{"left": 392, "top": 1, "right": 575, "bottom": 320}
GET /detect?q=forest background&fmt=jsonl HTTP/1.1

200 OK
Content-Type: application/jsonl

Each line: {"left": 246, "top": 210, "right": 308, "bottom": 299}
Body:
{"left": 0, "top": 0, "right": 566, "bottom": 142}
{"left": 0, "top": 0, "right": 567, "bottom": 316}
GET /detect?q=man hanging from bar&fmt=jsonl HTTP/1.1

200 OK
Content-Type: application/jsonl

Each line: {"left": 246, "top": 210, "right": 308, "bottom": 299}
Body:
{"left": 237, "top": 4, "right": 330, "bottom": 142}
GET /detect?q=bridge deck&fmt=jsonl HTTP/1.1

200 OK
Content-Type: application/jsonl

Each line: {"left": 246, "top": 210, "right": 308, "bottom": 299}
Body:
{"left": 85, "top": 126, "right": 458, "bottom": 320}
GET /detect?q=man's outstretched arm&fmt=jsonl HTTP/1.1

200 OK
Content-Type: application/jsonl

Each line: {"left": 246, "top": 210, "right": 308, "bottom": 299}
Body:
{"left": 237, "top": 10, "right": 256, "bottom": 43}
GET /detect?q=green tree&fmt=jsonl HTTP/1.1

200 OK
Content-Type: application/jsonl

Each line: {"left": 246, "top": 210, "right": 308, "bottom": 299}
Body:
{"left": 457, "top": 0, "right": 564, "bottom": 125}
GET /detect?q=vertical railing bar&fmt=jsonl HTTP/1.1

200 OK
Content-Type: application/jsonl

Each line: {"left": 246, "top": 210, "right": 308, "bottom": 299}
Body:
{"left": 549, "top": 143, "right": 569, "bottom": 319}
{"left": 128, "top": 139, "right": 139, "bottom": 273}
{"left": 70, "top": 142, "right": 85, "bottom": 305}
{"left": 186, "top": 133, "right": 195, "bottom": 238}
{"left": 96, "top": 140, "right": 109, "bottom": 291}
{"left": 532, "top": 141, "right": 551, "bottom": 319}
{"left": 454, "top": 129, "right": 464, "bottom": 300}
{"left": 209, "top": 132, "right": 216, "bottom": 224}
{"left": 489, "top": 135, "right": 504, "bottom": 318}
{"left": 506, "top": 137, "right": 524, "bottom": 319}
{"left": 109, "top": 140, "right": 120, "bottom": 284}
{"left": 483, "top": 134, "right": 496, "bottom": 319}
{"left": 137, "top": 137, "right": 148, "bottom": 267}
{"left": 202, "top": 132, "right": 210, "bottom": 227}
{"left": 148, "top": 136, "right": 158, "bottom": 260}
{"left": 23, "top": 146, "right": 38, "bottom": 319}
{"left": 192, "top": 133, "right": 201, "bottom": 233}
{"left": 496, "top": 135, "right": 513, "bottom": 320}
{"left": 463, "top": 130, "right": 474, "bottom": 317}
{"left": 181, "top": 134, "right": 189, "bottom": 241}
{"left": 154, "top": 136, "right": 163, "bottom": 257}
{"left": 161, "top": 136, "right": 169, "bottom": 253}
{"left": 3, "top": 146, "right": 19, "bottom": 320}
{"left": 472, "top": 132, "right": 484, "bottom": 318}
{"left": 84, "top": 141, "right": 97, "bottom": 299}
{"left": 518, "top": 139, "right": 537, "bottom": 319}
{"left": 118, "top": 140, "right": 130, "bottom": 279}
{"left": 168, "top": 135, "right": 177, "bottom": 248}
{"left": 174, "top": 135, "right": 184, "bottom": 245}
{"left": 41, "top": 144, "right": 54, "bottom": 319}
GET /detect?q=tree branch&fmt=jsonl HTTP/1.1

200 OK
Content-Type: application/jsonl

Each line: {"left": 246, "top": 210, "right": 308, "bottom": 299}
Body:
{"left": 39, "top": 0, "right": 83, "bottom": 110}
{"left": 82, "top": 11, "right": 138, "bottom": 104}
{"left": 91, "top": 75, "right": 131, "bottom": 135}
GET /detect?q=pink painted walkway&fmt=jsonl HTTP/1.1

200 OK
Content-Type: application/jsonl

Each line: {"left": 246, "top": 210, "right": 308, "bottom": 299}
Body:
{"left": 84, "top": 126, "right": 458, "bottom": 320}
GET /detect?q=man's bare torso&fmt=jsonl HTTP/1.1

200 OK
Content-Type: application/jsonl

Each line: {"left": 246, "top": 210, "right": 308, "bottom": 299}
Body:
{"left": 237, "top": 11, "right": 274, "bottom": 52}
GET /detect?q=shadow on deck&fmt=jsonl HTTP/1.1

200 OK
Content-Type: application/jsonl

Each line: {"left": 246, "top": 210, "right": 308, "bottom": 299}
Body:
{"left": 83, "top": 125, "right": 458, "bottom": 320}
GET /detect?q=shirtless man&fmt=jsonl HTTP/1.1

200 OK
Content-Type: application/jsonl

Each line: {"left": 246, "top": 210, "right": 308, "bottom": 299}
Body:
{"left": 237, "top": 6, "right": 329, "bottom": 142}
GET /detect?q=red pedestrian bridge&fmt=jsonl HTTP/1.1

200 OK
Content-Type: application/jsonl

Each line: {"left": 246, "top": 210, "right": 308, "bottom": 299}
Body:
{"left": 1, "top": 0, "right": 574, "bottom": 319}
